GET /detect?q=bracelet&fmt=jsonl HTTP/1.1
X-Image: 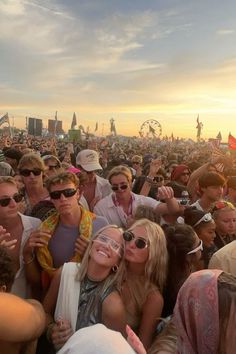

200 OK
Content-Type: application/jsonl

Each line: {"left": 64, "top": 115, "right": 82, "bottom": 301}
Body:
{"left": 145, "top": 176, "right": 155, "bottom": 184}
{"left": 23, "top": 252, "right": 35, "bottom": 265}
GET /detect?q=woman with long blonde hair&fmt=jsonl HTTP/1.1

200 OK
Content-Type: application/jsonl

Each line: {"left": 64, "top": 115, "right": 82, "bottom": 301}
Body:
{"left": 43, "top": 225, "right": 126, "bottom": 351}
{"left": 121, "top": 218, "right": 168, "bottom": 350}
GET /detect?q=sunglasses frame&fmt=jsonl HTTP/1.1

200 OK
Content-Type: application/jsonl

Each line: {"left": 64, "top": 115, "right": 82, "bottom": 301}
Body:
{"left": 93, "top": 234, "right": 123, "bottom": 257}
{"left": 193, "top": 213, "right": 213, "bottom": 228}
{"left": 49, "top": 188, "right": 77, "bottom": 200}
{"left": 123, "top": 230, "right": 149, "bottom": 249}
{"left": 187, "top": 239, "right": 203, "bottom": 255}
{"left": 0, "top": 193, "right": 23, "bottom": 207}
{"left": 111, "top": 184, "right": 129, "bottom": 192}
{"left": 20, "top": 168, "right": 42, "bottom": 177}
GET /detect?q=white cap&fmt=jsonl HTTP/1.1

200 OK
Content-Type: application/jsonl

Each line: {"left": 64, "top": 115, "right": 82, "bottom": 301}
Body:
{"left": 57, "top": 324, "right": 136, "bottom": 354}
{"left": 76, "top": 149, "right": 102, "bottom": 171}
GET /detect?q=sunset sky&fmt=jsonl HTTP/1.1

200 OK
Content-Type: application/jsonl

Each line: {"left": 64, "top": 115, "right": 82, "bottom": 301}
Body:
{"left": 1, "top": 0, "right": 236, "bottom": 141}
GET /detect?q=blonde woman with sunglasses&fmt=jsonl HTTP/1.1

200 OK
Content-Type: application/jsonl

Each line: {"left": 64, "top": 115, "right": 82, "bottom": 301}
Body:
{"left": 43, "top": 225, "right": 126, "bottom": 351}
{"left": 120, "top": 218, "right": 168, "bottom": 350}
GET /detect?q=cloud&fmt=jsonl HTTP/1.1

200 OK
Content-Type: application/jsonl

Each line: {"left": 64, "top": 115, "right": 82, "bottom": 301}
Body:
{"left": 216, "top": 29, "right": 235, "bottom": 36}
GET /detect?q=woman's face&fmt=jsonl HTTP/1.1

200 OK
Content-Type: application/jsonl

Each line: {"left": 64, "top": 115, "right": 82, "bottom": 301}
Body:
{"left": 90, "top": 228, "right": 123, "bottom": 268}
{"left": 215, "top": 210, "right": 236, "bottom": 235}
{"left": 124, "top": 225, "right": 149, "bottom": 265}
{"left": 110, "top": 174, "right": 131, "bottom": 197}
{"left": 197, "top": 220, "right": 216, "bottom": 247}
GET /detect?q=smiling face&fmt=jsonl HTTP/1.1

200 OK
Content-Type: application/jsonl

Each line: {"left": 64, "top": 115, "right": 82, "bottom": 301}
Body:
{"left": 89, "top": 227, "right": 123, "bottom": 268}
{"left": 124, "top": 225, "right": 149, "bottom": 266}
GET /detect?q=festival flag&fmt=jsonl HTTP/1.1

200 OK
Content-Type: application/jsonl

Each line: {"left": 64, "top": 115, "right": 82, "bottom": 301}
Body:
{"left": 228, "top": 133, "right": 236, "bottom": 149}
{"left": 71, "top": 112, "right": 77, "bottom": 129}
{"left": 95, "top": 122, "right": 98, "bottom": 131}
{"left": 0, "top": 113, "right": 10, "bottom": 127}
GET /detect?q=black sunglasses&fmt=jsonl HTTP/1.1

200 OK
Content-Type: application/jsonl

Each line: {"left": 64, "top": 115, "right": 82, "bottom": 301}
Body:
{"left": 153, "top": 176, "right": 164, "bottom": 182}
{"left": 20, "top": 168, "right": 42, "bottom": 177}
{"left": 123, "top": 231, "right": 149, "bottom": 249}
{"left": 0, "top": 193, "right": 23, "bottom": 207}
{"left": 111, "top": 184, "right": 128, "bottom": 192}
{"left": 49, "top": 188, "right": 77, "bottom": 200}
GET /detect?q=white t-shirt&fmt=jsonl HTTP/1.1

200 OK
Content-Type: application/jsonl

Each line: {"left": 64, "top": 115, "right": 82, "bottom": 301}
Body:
{"left": 94, "top": 192, "right": 160, "bottom": 228}
{"left": 11, "top": 213, "right": 41, "bottom": 298}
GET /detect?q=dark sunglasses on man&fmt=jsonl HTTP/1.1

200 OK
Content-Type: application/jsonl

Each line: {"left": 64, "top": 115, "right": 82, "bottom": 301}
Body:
{"left": 0, "top": 193, "right": 23, "bottom": 207}
{"left": 49, "top": 188, "right": 77, "bottom": 200}
{"left": 19, "top": 169, "right": 42, "bottom": 177}
{"left": 111, "top": 184, "right": 129, "bottom": 192}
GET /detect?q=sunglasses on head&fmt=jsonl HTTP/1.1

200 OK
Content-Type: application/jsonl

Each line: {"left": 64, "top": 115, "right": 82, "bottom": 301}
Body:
{"left": 111, "top": 184, "right": 128, "bottom": 192}
{"left": 20, "top": 168, "right": 42, "bottom": 177}
{"left": 193, "top": 213, "right": 212, "bottom": 228}
{"left": 123, "top": 230, "right": 149, "bottom": 249}
{"left": 49, "top": 188, "right": 77, "bottom": 200}
{"left": 0, "top": 193, "right": 23, "bottom": 207}
{"left": 187, "top": 239, "right": 203, "bottom": 255}
{"left": 93, "top": 234, "right": 123, "bottom": 257}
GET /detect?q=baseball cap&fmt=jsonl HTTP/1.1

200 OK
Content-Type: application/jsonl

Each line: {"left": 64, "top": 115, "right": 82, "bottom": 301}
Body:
{"left": 76, "top": 149, "right": 102, "bottom": 171}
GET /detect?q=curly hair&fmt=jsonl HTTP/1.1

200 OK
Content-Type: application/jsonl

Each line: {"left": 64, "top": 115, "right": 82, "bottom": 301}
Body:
{"left": 0, "top": 246, "right": 15, "bottom": 292}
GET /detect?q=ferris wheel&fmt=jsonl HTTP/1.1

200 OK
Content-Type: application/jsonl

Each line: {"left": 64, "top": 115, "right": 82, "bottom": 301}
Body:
{"left": 139, "top": 119, "right": 162, "bottom": 138}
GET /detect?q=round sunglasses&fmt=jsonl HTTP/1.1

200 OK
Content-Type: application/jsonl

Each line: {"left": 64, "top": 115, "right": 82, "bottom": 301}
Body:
{"left": 123, "top": 230, "right": 149, "bottom": 249}
{"left": 0, "top": 193, "right": 23, "bottom": 207}
{"left": 111, "top": 184, "right": 128, "bottom": 192}
{"left": 20, "top": 169, "right": 42, "bottom": 177}
{"left": 49, "top": 188, "right": 77, "bottom": 200}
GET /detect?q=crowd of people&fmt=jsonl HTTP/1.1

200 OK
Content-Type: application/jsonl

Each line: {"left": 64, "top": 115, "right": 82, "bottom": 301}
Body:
{"left": 0, "top": 132, "right": 236, "bottom": 354}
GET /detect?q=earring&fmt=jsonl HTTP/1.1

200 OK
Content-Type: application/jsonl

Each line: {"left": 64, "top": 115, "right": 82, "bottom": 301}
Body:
{"left": 112, "top": 265, "right": 119, "bottom": 273}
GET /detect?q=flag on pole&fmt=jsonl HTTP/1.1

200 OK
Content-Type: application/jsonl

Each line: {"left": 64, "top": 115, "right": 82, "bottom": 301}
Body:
{"left": 0, "top": 113, "right": 10, "bottom": 127}
{"left": 228, "top": 133, "right": 236, "bottom": 149}
{"left": 95, "top": 122, "right": 98, "bottom": 131}
{"left": 71, "top": 112, "right": 77, "bottom": 129}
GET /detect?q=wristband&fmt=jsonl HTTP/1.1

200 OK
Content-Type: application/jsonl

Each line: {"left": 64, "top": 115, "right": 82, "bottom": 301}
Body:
{"left": 23, "top": 252, "right": 35, "bottom": 265}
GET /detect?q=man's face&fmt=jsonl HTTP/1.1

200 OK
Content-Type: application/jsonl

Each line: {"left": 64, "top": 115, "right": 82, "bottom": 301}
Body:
{"left": 0, "top": 183, "right": 19, "bottom": 220}
{"left": 202, "top": 185, "right": 223, "bottom": 202}
{"left": 49, "top": 182, "right": 80, "bottom": 215}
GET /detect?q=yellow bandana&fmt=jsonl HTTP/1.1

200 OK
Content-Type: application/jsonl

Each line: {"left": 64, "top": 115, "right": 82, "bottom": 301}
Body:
{"left": 36, "top": 206, "right": 95, "bottom": 277}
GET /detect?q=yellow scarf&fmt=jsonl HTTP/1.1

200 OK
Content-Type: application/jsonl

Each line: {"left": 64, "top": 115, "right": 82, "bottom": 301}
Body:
{"left": 36, "top": 206, "right": 95, "bottom": 277}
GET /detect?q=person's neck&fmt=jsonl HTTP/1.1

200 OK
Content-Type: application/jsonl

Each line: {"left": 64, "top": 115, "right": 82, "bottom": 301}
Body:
{"left": 0, "top": 214, "right": 21, "bottom": 231}
{"left": 127, "top": 261, "right": 145, "bottom": 276}
{"left": 199, "top": 195, "right": 213, "bottom": 211}
{"left": 86, "top": 261, "right": 111, "bottom": 281}
{"left": 116, "top": 192, "right": 132, "bottom": 205}
{"left": 59, "top": 206, "right": 81, "bottom": 226}
{"left": 86, "top": 173, "right": 96, "bottom": 184}
{"left": 26, "top": 184, "right": 46, "bottom": 197}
